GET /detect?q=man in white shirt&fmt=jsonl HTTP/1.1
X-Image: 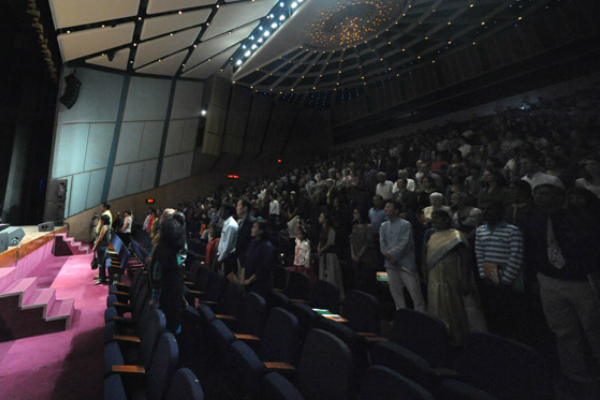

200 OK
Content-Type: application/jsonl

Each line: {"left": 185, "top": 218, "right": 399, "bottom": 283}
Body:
{"left": 120, "top": 210, "right": 133, "bottom": 245}
{"left": 375, "top": 172, "right": 394, "bottom": 201}
{"left": 217, "top": 203, "right": 238, "bottom": 278}
{"left": 268, "top": 193, "right": 280, "bottom": 224}
{"left": 520, "top": 152, "right": 564, "bottom": 190}
{"left": 393, "top": 169, "right": 416, "bottom": 192}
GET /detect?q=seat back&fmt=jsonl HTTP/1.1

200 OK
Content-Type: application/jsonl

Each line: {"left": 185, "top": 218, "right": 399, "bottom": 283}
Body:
{"left": 309, "top": 280, "right": 340, "bottom": 313}
{"left": 219, "top": 282, "right": 244, "bottom": 316}
{"left": 146, "top": 332, "right": 179, "bottom": 400}
{"left": 238, "top": 292, "right": 266, "bottom": 337}
{"left": 341, "top": 290, "right": 381, "bottom": 335}
{"left": 298, "top": 329, "right": 353, "bottom": 400}
{"left": 166, "top": 368, "right": 204, "bottom": 400}
{"left": 228, "top": 340, "right": 268, "bottom": 399}
{"left": 272, "top": 265, "right": 289, "bottom": 291}
{"left": 285, "top": 271, "right": 311, "bottom": 302}
{"left": 391, "top": 309, "right": 453, "bottom": 367}
{"left": 263, "top": 372, "right": 305, "bottom": 400}
{"left": 360, "top": 365, "right": 435, "bottom": 400}
{"left": 288, "top": 302, "right": 319, "bottom": 345}
{"left": 139, "top": 309, "right": 167, "bottom": 367}
{"left": 205, "top": 270, "right": 227, "bottom": 302}
{"left": 266, "top": 289, "right": 291, "bottom": 310}
{"left": 206, "top": 319, "right": 235, "bottom": 371}
{"left": 262, "top": 307, "right": 299, "bottom": 364}
{"left": 369, "top": 341, "right": 433, "bottom": 391}
{"left": 456, "top": 332, "right": 552, "bottom": 400}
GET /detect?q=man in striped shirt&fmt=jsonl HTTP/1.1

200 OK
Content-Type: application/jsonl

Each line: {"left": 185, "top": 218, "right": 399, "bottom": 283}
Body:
{"left": 475, "top": 201, "right": 524, "bottom": 340}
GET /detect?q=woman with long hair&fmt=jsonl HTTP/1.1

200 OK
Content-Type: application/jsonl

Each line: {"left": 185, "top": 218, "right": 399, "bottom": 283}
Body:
{"left": 318, "top": 212, "right": 344, "bottom": 300}
{"left": 235, "top": 219, "right": 275, "bottom": 299}
{"left": 92, "top": 214, "right": 112, "bottom": 285}
{"left": 148, "top": 219, "right": 187, "bottom": 333}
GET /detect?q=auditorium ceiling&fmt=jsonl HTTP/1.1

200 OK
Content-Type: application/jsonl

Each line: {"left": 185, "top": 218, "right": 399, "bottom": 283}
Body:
{"left": 38, "top": 0, "right": 552, "bottom": 92}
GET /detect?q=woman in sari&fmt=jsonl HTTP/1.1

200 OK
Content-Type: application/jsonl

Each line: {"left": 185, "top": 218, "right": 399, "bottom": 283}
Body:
{"left": 423, "top": 210, "right": 486, "bottom": 345}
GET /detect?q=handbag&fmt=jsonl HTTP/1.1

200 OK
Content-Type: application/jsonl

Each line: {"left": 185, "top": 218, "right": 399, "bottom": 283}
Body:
{"left": 91, "top": 257, "right": 99, "bottom": 270}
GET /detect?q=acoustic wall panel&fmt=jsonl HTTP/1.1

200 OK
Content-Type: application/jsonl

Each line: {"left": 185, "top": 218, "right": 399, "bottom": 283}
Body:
{"left": 57, "top": 69, "right": 124, "bottom": 124}
{"left": 141, "top": 159, "right": 159, "bottom": 191}
{"left": 84, "top": 123, "right": 115, "bottom": 171}
{"left": 159, "top": 156, "right": 174, "bottom": 186}
{"left": 53, "top": 123, "right": 89, "bottom": 178}
{"left": 165, "top": 120, "right": 184, "bottom": 156}
{"left": 70, "top": 173, "right": 91, "bottom": 215}
{"left": 139, "top": 121, "right": 164, "bottom": 160}
{"left": 181, "top": 119, "right": 199, "bottom": 151}
{"left": 171, "top": 81, "right": 204, "bottom": 119}
{"left": 123, "top": 76, "right": 170, "bottom": 121}
{"left": 126, "top": 161, "right": 145, "bottom": 195}
{"left": 86, "top": 169, "right": 106, "bottom": 209}
{"left": 115, "top": 122, "right": 144, "bottom": 165}
{"left": 108, "top": 164, "right": 129, "bottom": 201}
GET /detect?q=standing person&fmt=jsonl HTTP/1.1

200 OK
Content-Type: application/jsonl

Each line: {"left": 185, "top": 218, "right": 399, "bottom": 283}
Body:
{"left": 368, "top": 195, "right": 387, "bottom": 234}
{"left": 350, "top": 208, "right": 379, "bottom": 295}
{"left": 379, "top": 200, "right": 426, "bottom": 312}
{"left": 290, "top": 226, "right": 311, "bottom": 274}
{"left": 375, "top": 172, "right": 394, "bottom": 201}
{"left": 233, "top": 219, "right": 275, "bottom": 299}
{"left": 520, "top": 151, "right": 564, "bottom": 190}
{"left": 474, "top": 201, "right": 525, "bottom": 340}
{"left": 268, "top": 193, "right": 280, "bottom": 225}
{"left": 217, "top": 203, "right": 238, "bottom": 279}
{"left": 527, "top": 184, "right": 600, "bottom": 389}
{"left": 148, "top": 219, "right": 186, "bottom": 334}
{"left": 423, "top": 210, "right": 486, "bottom": 345}
{"left": 205, "top": 222, "right": 221, "bottom": 272}
{"left": 235, "top": 197, "right": 256, "bottom": 268}
{"left": 318, "top": 212, "right": 344, "bottom": 300}
{"left": 120, "top": 210, "right": 132, "bottom": 246}
{"left": 96, "top": 203, "right": 112, "bottom": 237}
{"left": 92, "top": 214, "right": 112, "bottom": 285}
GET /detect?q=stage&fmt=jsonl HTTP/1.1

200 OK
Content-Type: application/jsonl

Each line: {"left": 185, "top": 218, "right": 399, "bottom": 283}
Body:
{"left": 0, "top": 225, "right": 69, "bottom": 269}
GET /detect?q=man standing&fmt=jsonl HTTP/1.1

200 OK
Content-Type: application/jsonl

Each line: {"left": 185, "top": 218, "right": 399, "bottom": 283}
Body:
{"left": 120, "top": 210, "right": 132, "bottom": 246}
{"left": 96, "top": 203, "right": 112, "bottom": 237}
{"left": 527, "top": 184, "right": 600, "bottom": 388}
{"left": 474, "top": 201, "right": 524, "bottom": 339}
{"left": 368, "top": 195, "right": 387, "bottom": 234}
{"left": 375, "top": 172, "right": 394, "bottom": 201}
{"left": 236, "top": 197, "right": 256, "bottom": 268}
{"left": 380, "top": 200, "right": 426, "bottom": 312}
{"left": 217, "top": 203, "right": 238, "bottom": 278}
{"left": 520, "top": 151, "right": 564, "bottom": 190}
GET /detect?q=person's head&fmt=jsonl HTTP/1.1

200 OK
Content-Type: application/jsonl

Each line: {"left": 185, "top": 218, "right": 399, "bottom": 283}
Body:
{"left": 160, "top": 208, "right": 175, "bottom": 224}
{"left": 173, "top": 211, "right": 185, "bottom": 227}
{"left": 431, "top": 209, "right": 452, "bottom": 231}
{"left": 451, "top": 192, "right": 468, "bottom": 207}
{"left": 101, "top": 202, "right": 111, "bottom": 212}
{"left": 251, "top": 219, "right": 269, "bottom": 240}
{"left": 236, "top": 197, "right": 252, "bottom": 219}
{"left": 429, "top": 192, "right": 444, "bottom": 208}
{"left": 353, "top": 208, "right": 368, "bottom": 223}
{"left": 533, "top": 184, "right": 565, "bottom": 213}
{"left": 566, "top": 187, "right": 599, "bottom": 210}
{"left": 397, "top": 169, "right": 408, "bottom": 179}
{"left": 158, "top": 219, "right": 186, "bottom": 251}
{"left": 519, "top": 151, "right": 542, "bottom": 175}
{"left": 396, "top": 178, "right": 407, "bottom": 189}
{"left": 297, "top": 226, "right": 307, "bottom": 241}
{"left": 421, "top": 175, "right": 434, "bottom": 189}
{"left": 319, "top": 212, "right": 333, "bottom": 227}
{"left": 468, "top": 165, "right": 481, "bottom": 177}
{"left": 581, "top": 155, "right": 600, "bottom": 179}
{"left": 219, "top": 203, "right": 236, "bottom": 220}
{"left": 508, "top": 180, "right": 533, "bottom": 203}
{"left": 208, "top": 221, "right": 221, "bottom": 239}
{"left": 377, "top": 172, "right": 386, "bottom": 183}
{"left": 100, "top": 214, "right": 110, "bottom": 225}
{"left": 372, "top": 195, "right": 383, "bottom": 209}
{"left": 481, "top": 201, "right": 504, "bottom": 226}
{"left": 124, "top": 210, "right": 131, "bottom": 217}
{"left": 482, "top": 168, "right": 506, "bottom": 187}
{"left": 383, "top": 200, "right": 401, "bottom": 219}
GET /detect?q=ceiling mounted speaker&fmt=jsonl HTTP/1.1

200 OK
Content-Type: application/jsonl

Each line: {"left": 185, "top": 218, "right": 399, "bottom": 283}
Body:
{"left": 59, "top": 74, "right": 81, "bottom": 109}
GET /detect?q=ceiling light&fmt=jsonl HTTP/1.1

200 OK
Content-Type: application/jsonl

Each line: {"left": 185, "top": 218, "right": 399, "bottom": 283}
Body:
{"left": 236, "top": 60, "right": 242, "bottom": 65}
{"left": 271, "top": 23, "right": 278, "bottom": 29}
{"left": 251, "top": 44, "right": 257, "bottom": 50}
{"left": 201, "top": 110, "right": 207, "bottom": 116}
{"left": 279, "top": 15, "right": 285, "bottom": 21}
{"left": 245, "top": 51, "right": 251, "bottom": 57}
{"left": 291, "top": 2, "right": 298, "bottom": 8}
{"left": 264, "top": 31, "right": 270, "bottom": 37}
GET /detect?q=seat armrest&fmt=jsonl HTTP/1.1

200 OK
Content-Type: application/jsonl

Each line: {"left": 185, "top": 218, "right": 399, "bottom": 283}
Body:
{"left": 429, "top": 367, "right": 460, "bottom": 379}
{"left": 264, "top": 362, "right": 296, "bottom": 371}
{"left": 112, "top": 365, "right": 145, "bottom": 374}
{"left": 113, "top": 334, "right": 141, "bottom": 344}
{"left": 235, "top": 333, "right": 260, "bottom": 341}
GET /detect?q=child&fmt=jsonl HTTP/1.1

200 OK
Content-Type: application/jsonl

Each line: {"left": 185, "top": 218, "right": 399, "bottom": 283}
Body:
{"left": 289, "top": 226, "right": 310, "bottom": 274}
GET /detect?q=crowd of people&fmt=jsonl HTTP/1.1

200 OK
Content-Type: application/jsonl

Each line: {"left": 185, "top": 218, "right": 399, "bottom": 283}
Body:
{"left": 94, "top": 87, "right": 600, "bottom": 393}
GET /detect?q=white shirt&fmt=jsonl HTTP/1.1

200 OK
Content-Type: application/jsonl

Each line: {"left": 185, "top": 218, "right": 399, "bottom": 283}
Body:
{"left": 392, "top": 178, "right": 416, "bottom": 194}
{"left": 269, "top": 199, "right": 280, "bottom": 215}
{"left": 218, "top": 216, "right": 238, "bottom": 262}
{"left": 121, "top": 215, "right": 132, "bottom": 233}
{"left": 376, "top": 180, "right": 394, "bottom": 200}
{"left": 522, "top": 172, "right": 564, "bottom": 190}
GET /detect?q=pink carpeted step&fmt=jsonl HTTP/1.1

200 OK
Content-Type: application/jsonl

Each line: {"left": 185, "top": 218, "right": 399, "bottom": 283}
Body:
{"left": 0, "top": 278, "right": 37, "bottom": 306}
{"left": 21, "top": 288, "right": 57, "bottom": 317}
{"left": 46, "top": 297, "right": 74, "bottom": 329}
{"left": 0, "top": 267, "right": 17, "bottom": 292}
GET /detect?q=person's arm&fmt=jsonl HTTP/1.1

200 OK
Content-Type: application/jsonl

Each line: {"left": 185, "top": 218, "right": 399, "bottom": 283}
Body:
{"left": 385, "top": 222, "right": 413, "bottom": 263}
{"left": 92, "top": 226, "right": 106, "bottom": 252}
{"left": 501, "top": 227, "right": 524, "bottom": 285}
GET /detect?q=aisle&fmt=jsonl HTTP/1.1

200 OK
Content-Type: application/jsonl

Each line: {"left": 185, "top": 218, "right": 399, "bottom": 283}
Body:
{"left": 0, "top": 253, "right": 106, "bottom": 400}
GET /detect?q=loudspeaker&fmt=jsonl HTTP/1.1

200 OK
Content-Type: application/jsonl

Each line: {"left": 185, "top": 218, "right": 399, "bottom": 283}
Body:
{"left": 3, "top": 227, "right": 25, "bottom": 245}
{"left": 59, "top": 74, "right": 81, "bottom": 109}
{"left": 0, "top": 232, "right": 7, "bottom": 253}
{"left": 38, "top": 221, "right": 55, "bottom": 232}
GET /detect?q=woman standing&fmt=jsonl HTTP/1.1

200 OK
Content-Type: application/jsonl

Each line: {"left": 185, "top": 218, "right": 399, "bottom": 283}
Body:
{"left": 148, "top": 219, "right": 186, "bottom": 333}
{"left": 236, "top": 219, "right": 275, "bottom": 299}
{"left": 318, "top": 212, "right": 344, "bottom": 300}
{"left": 477, "top": 169, "right": 509, "bottom": 208}
{"left": 92, "top": 214, "right": 112, "bottom": 285}
{"left": 350, "top": 208, "right": 378, "bottom": 295}
{"left": 423, "top": 210, "right": 486, "bottom": 345}
{"left": 451, "top": 192, "right": 482, "bottom": 240}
